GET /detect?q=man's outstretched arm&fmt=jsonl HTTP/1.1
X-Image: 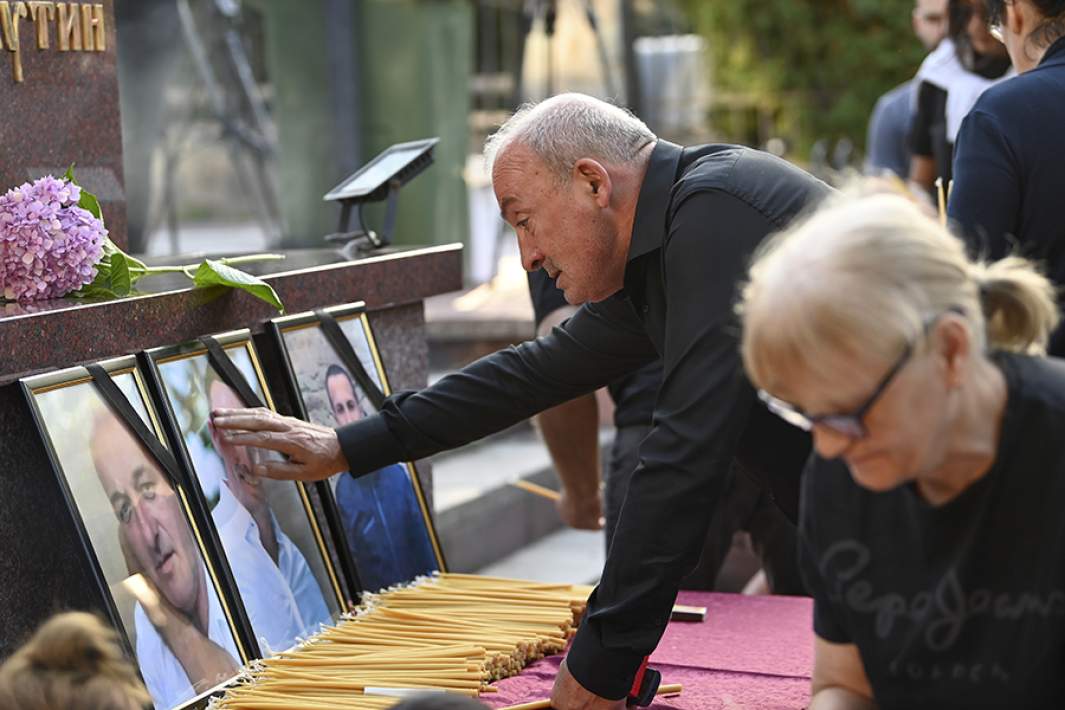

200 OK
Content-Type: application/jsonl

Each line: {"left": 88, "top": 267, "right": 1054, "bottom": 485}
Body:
{"left": 212, "top": 297, "right": 656, "bottom": 483}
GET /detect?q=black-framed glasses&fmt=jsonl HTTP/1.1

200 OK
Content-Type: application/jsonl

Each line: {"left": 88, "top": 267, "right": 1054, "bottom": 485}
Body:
{"left": 757, "top": 309, "right": 957, "bottom": 439}
{"left": 758, "top": 341, "right": 913, "bottom": 439}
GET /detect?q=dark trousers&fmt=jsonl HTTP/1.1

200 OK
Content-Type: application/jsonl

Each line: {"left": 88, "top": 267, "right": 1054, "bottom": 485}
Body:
{"left": 603, "top": 424, "right": 805, "bottom": 595}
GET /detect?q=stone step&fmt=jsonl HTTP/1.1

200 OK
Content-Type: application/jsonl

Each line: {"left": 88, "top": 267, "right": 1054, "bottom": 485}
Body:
{"left": 476, "top": 527, "right": 605, "bottom": 586}
{"left": 431, "top": 426, "right": 613, "bottom": 574}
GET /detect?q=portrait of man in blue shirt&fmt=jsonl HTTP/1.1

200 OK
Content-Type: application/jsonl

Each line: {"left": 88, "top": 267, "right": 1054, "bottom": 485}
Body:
{"left": 325, "top": 364, "right": 439, "bottom": 592}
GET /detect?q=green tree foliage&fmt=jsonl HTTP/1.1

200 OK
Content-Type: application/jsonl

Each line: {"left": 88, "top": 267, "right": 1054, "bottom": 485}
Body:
{"left": 679, "top": 0, "right": 927, "bottom": 158}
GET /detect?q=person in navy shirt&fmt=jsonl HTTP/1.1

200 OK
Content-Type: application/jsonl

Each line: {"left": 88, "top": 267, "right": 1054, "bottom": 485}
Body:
{"left": 950, "top": 0, "right": 1065, "bottom": 354}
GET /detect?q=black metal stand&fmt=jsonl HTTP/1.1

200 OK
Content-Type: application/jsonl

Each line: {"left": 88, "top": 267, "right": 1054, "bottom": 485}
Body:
{"left": 325, "top": 181, "right": 402, "bottom": 257}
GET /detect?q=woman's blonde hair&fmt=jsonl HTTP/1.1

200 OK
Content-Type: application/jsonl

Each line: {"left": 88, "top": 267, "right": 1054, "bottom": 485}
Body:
{"left": 0, "top": 612, "right": 150, "bottom": 710}
{"left": 740, "top": 190, "right": 1059, "bottom": 394}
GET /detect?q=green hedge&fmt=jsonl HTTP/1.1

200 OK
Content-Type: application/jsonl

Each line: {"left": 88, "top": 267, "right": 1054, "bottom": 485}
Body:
{"left": 680, "top": 0, "right": 926, "bottom": 159}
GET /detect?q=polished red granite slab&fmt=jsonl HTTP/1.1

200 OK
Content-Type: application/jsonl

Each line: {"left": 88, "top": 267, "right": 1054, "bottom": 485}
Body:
{"left": 0, "top": 244, "right": 463, "bottom": 383}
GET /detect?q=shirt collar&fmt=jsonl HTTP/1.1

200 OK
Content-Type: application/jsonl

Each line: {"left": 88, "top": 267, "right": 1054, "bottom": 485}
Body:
{"left": 1039, "top": 35, "right": 1065, "bottom": 68}
{"left": 627, "top": 140, "right": 683, "bottom": 263}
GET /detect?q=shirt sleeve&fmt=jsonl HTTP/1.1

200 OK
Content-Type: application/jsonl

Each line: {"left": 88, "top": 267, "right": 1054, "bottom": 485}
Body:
{"left": 865, "top": 86, "right": 911, "bottom": 178}
{"left": 797, "top": 458, "right": 851, "bottom": 644}
{"left": 565, "top": 190, "right": 775, "bottom": 699}
{"left": 336, "top": 295, "right": 658, "bottom": 475}
{"left": 948, "top": 108, "right": 1021, "bottom": 260}
{"left": 799, "top": 524, "right": 851, "bottom": 644}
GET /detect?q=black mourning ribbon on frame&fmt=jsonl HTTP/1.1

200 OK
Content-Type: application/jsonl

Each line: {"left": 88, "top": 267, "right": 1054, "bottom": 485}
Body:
{"left": 314, "top": 309, "right": 386, "bottom": 410}
{"left": 200, "top": 336, "right": 265, "bottom": 409}
{"left": 86, "top": 364, "right": 184, "bottom": 487}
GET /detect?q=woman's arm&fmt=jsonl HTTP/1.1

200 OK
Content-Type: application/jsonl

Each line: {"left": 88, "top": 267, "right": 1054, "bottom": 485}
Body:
{"left": 808, "top": 636, "right": 877, "bottom": 710}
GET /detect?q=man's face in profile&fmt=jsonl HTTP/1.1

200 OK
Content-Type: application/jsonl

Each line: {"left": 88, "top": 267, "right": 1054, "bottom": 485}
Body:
{"left": 207, "top": 379, "right": 267, "bottom": 513}
{"left": 92, "top": 414, "right": 203, "bottom": 617}
{"left": 326, "top": 371, "right": 364, "bottom": 427}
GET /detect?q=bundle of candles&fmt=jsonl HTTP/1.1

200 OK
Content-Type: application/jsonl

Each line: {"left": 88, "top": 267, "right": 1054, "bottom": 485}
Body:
{"left": 209, "top": 573, "right": 594, "bottom": 709}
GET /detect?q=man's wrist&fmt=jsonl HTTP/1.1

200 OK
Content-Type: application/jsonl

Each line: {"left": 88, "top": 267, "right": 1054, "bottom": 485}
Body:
{"left": 335, "top": 414, "right": 406, "bottom": 476}
{"left": 566, "top": 617, "right": 646, "bottom": 700}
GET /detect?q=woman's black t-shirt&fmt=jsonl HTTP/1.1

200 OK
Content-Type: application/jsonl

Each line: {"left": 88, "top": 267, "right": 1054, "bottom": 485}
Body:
{"left": 800, "top": 351, "right": 1065, "bottom": 709}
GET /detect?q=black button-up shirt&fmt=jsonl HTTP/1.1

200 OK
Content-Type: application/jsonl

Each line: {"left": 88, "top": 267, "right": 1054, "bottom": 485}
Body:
{"left": 337, "top": 141, "right": 831, "bottom": 698}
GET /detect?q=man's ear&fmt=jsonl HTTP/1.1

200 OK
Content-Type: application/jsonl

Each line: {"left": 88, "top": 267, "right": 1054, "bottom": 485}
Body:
{"left": 573, "top": 158, "right": 611, "bottom": 207}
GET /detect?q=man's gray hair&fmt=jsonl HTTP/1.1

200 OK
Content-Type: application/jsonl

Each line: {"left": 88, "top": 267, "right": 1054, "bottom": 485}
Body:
{"left": 484, "top": 93, "right": 656, "bottom": 180}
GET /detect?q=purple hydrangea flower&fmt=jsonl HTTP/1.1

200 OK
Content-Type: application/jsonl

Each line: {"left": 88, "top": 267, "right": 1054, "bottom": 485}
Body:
{"left": 0, "top": 175, "right": 106, "bottom": 302}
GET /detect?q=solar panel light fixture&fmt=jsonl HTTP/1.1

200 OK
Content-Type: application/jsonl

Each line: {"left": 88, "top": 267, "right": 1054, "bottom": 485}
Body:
{"left": 323, "top": 137, "right": 440, "bottom": 255}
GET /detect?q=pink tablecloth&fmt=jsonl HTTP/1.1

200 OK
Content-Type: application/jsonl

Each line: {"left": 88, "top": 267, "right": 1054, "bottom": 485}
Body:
{"left": 481, "top": 592, "right": 814, "bottom": 709}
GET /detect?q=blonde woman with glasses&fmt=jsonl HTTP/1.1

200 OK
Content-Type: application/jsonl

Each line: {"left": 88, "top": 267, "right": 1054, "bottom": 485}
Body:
{"left": 740, "top": 190, "right": 1065, "bottom": 708}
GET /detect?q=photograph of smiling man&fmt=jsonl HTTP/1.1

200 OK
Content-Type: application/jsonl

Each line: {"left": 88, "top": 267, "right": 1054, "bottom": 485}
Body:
{"left": 30, "top": 368, "right": 243, "bottom": 710}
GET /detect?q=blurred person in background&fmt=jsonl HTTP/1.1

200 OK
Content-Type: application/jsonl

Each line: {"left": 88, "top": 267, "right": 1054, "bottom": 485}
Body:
{"left": 866, "top": 0, "right": 950, "bottom": 178}
{"left": 0, "top": 612, "right": 150, "bottom": 710}
{"left": 909, "top": 0, "right": 1012, "bottom": 197}
{"left": 950, "top": 0, "right": 1065, "bottom": 355}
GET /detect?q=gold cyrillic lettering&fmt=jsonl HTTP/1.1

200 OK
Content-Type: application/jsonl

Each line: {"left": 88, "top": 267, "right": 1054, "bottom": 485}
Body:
{"left": 56, "top": 1, "right": 80, "bottom": 51}
{"left": 27, "top": 1, "right": 52, "bottom": 49}
{"left": 0, "top": 1, "right": 27, "bottom": 82}
{"left": 89, "top": 2, "right": 102, "bottom": 51}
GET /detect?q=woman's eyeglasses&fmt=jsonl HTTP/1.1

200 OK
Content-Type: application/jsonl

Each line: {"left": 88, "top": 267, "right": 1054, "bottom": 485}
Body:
{"left": 758, "top": 310, "right": 958, "bottom": 439}
{"left": 757, "top": 340, "right": 914, "bottom": 439}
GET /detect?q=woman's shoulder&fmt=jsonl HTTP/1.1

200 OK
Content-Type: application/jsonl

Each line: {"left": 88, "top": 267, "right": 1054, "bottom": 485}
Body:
{"left": 971, "top": 68, "right": 1056, "bottom": 121}
{"left": 998, "top": 352, "right": 1065, "bottom": 415}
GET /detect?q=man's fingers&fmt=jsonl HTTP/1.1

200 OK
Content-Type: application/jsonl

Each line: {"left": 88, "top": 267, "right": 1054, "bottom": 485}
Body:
{"left": 254, "top": 460, "right": 319, "bottom": 482}
{"left": 220, "top": 429, "right": 305, "bottom": 457}
{"left": 210, "top": 408, "right": 290, "bottom": 432}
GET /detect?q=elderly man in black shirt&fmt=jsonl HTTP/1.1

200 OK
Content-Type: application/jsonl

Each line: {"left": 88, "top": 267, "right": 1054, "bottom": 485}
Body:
{"left": 212, "top": 93, "right": 830, "bottom": 708}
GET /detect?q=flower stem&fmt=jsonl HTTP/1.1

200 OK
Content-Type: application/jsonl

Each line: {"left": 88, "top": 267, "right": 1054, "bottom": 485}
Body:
{"left": 130, "top": 253, "right": 286, "bottom": 276}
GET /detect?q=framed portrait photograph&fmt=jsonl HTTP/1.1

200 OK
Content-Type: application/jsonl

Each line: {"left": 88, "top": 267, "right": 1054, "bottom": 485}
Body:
{"left": 21, "top": 357, "right": 250, "bottom": 710}
{"left": 142, "top": 331, "right": 346, "bottom": 658}
{"left": 267, "top": 302, "right": 445, "bottom": 595}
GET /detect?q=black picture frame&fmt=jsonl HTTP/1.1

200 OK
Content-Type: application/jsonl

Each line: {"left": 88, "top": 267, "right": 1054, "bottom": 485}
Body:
{"left": 266, "top": 302, "right": 446, "bottom": 597}
{"left": 140, "top": 330, "right": 347, "bottom": 659}
{"left": 20, "top": 357, "right": 252, "bottom": 710}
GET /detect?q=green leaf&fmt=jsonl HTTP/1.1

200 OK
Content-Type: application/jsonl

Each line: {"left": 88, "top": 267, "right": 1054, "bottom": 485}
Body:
{"left": 79, "top": 189, "right": 103, "bottom": 221}
{"left": 61, "top": 164, "right": 105, "bottom": 224}
{"left": 108, "top": 253, "right": 132, "bottom": 296}
{"left": 192, "top": 259, "right": 284, "bottom": 312}
{"left": 70, "top": 283, "right": 118, "bottom": 300}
